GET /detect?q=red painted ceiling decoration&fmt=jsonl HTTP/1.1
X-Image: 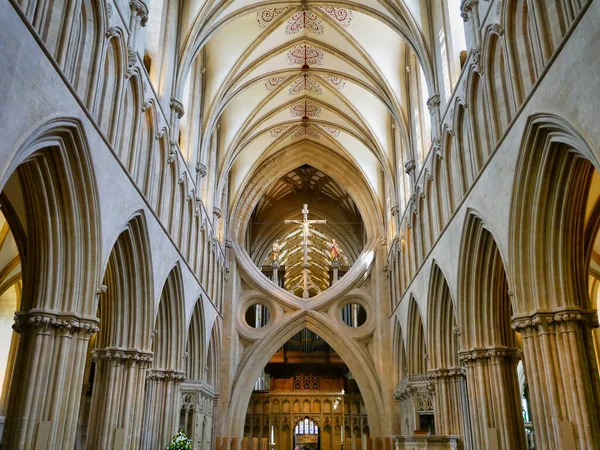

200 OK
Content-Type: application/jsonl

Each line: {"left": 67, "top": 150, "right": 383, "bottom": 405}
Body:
{"left": 292, "top": 124, "right": 320, "bottom": 139}
{"left": 256, "top": 8, "right": 288, "bottom": 28}
{"left": 287, "top": 45, "right": 324, "bottom": 67}
{"left": 270, "top": 125, "right": 291, "bottom": 138}
{"left": 319, "top": 7, "right": 353, "bottom": 28}
{"left": 286, "top": 10, "right": 324, "bottom": 35}
{"left": 289, "top": 74, "right": 322, "bottom": 95}
{"left": 264, "top": 76, "right": 286, "bottom": 91}
{"left": 323, "top": 75, "right": 347, "bottom": 90}
{"left": 290, "top": 101, "right": 321, "bottom": 119}
{"left": 323, "top": 126, "right": 341, "bottom": 137}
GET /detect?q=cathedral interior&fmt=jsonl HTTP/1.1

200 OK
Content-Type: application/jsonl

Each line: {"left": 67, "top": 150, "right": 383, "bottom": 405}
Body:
{"left": 0, "top": 0, "right": 599, "bottom": 449}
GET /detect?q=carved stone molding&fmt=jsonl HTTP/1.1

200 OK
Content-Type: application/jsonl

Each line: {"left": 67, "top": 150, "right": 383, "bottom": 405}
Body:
{"left": 428, "top": 367, "right": 465, "bottom": 380}
{"left": 13, "top": 309, "right": 99, "bottom": 336}
{"left": 170, "top": 98, "right": 185, "bottom": 119}
{"left": 427, "top": 94, "right": 441, "bottom": 115}
{"left": 147, "top": 369, "right": 186, "bottom": 383}
{"left": 129, "top": 0, "right": 149, "bottom": 26}
{"left": 458, "top": 346, "right": 521, "bottom": 363}
{"left": 105, "top": 27, "right": 120, "bottom": 39}
{"left": 213, "top": 207, "right": 222, "bottom": 218}
{"left": 127, "top": 48, "right": 137, "bottom": 68}
{"left": 92, "top": 347, "right": 153, "bottom": 364}
{"left": 460, "top": 0, "right": 479, "bottom": 21}
{"left": 196, "top": 162, "right": 207, "bottom": 177}
{"left": 512, "top": 308, "right": 599, "bottom": 332}
{"left": 471, "top": 45, "right": 482, "bottom": 73}
{"left": 168, "top": 141, "right": 178, "bottom": 164}
{"left": 404, "top": 160, "right": 416, "bottom": 175}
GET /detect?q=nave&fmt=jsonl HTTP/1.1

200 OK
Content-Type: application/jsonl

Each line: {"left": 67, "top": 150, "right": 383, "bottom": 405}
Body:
{"left": 0, "top": 0, "right": 599, "bottom": 449}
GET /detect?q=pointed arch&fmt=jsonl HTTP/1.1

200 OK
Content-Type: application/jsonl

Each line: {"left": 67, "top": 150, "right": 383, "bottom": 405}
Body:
{"left": 1, "top": 117, "right": 101, "bottom": 447}
{"left": 484, "top": 27, "right": 514, "bottom": 140}
{"left": 406, "top": 295, "right": 427, "bottom": 375}
{"left": 1, "top": 117, "right": 101, "bottom": 314}
{"left": 458, "top": 210, "right": 514, "bottom": 350}
{"left": 392, "top": 317, "right": 407, "bottom": 384}
{"left": 96, "top": 32, "right": 126, "bottom": 142}
{"left": 227, "top": 311, "right": 386, "bottom": 438}
{"left": 427, "top": 262, "right": 459, "bottom": 371}
{"left": 510, "top": 114, "right": 600, "bottom": 311}
{"left": 153, "top": 263, "right": 186, "bottom": 370}
{"left": 97, "top": 212, "right": 154, "bottom": 350}
{"left": 186, "top": 297, "right": 206, "bottom": 381}
{"left": 206, "top": 318, "right": 221, "bottom": 389}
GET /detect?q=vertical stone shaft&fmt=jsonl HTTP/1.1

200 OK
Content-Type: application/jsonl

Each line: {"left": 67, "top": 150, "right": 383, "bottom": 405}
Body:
{"left": 430, "top": 369, "right": 466, "bottom": 438}
{"left": 2, "top": 311, "right": 98, "bottom": 450}
{"left": 460, "top": 347, "right": 526, "bottom": 450}
{"left": 513, "top": 310, "right": 600, "bottom": 450}
{"left": 142, "top": 369, "right": 185, "bottom": 450}
{"left": 86, "top": 348, "right": 152, "bottom": 449}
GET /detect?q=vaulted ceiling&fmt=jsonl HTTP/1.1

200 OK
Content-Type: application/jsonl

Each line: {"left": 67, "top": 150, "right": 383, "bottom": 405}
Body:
{"left": 176, "top": 0, "right": 434, "bottom": 221}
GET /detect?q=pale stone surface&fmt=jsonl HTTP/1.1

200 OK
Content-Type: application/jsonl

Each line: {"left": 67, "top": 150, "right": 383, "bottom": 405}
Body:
{"left": 0, "top": 0, "right": 598, "bottom": 449}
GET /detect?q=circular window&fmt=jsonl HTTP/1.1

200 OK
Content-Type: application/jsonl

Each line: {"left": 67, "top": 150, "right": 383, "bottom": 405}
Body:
{"left": 341, "top": 303, "right": 367, "bottom": 328}
{"left": 245, "top": 303, "right": 271, "bottom": 329}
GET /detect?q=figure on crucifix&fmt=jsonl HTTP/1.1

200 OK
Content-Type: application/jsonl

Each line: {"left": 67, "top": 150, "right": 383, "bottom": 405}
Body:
{"left": 284, "top": 204, "right": 326, "bottom": 299}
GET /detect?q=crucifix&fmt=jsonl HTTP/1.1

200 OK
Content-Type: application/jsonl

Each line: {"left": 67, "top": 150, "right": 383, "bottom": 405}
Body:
{"left": 285, "top": 204, "right": 326, "bottom": 298}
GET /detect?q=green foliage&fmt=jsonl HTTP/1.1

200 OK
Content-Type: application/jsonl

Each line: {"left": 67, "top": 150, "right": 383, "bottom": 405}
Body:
{"left": 167, "top": 430, "right": 193, "bottom": 450}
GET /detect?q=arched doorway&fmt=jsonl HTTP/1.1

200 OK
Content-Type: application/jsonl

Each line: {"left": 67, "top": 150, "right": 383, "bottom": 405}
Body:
{"left": 294, "top": 417, "right": 320, "bottom": 450}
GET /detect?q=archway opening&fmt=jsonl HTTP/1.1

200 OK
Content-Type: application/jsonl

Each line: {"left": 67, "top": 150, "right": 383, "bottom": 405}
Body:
{"left": 247, "top": 165, "right": 365, "bottom": 298}
{"left": 294, "top": 416, "right": 320, "bottom": 450}
{"left": 243, "top": 328, "right": 369, "bottom": 450}
{"left": 0, "top": 205, "right": 22, "bottom": 439}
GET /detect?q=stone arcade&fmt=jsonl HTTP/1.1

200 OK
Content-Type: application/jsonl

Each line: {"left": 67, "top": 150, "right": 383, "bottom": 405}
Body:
{"left": 0, "top": 0, "right": 599, "bottom": 449}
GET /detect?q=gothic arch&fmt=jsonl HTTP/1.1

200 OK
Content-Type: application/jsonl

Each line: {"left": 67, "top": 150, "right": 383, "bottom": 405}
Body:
{"left": 205, "top": 318, "right": 221, "bottom": 393}
{"left": 226, "top": 311, "right": 386, "bottom": 438}
{"left": 510, "top": 114, "right": 600, "bottom": 311}
{"left": 392, "top": 317, "right": 407, "bottom": 384}
{"left": 406, "top": 295, "right": 426, "bottom": 375}
{"left": 426, "top": 262, "right": 459, "bottom": 371}
{"left": 458, "top": 209, "right": 514, "bottom": 350}
{"left": 154, "top": 263, "right": 186, "bottom": 370}
{"left": 86, "top": 211, "right": 154, "bottom": 450}
{"left": 0, "top": 117, "right": 101, "bottom": 448}
{"left": 457, "top": 209, "right": 525, "bottom": 449}
{"left": 186, "top": 297, "right": 206, "bottom": 382}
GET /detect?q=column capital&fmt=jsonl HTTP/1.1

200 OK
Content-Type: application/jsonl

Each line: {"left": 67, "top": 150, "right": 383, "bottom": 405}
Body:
{"left": 92, "top": 347, "right": 153, "bottom": 364}
{"left": 428, "top": 367, "right": 465, "bottom": 380}
{"left": 13, "top": 309, "right": 99, "bottom": 337}
{"left": 460, "top": 0, "right": 478, "bottom": 21}
{"left": 512, "top": 307, "right": 599, "bottom": 332}
{"left": 427, "top": 94, "right": 441, "bottom": 115}
{"left": 170, "top": 97, "right": 185, "bottom": 119}
{"left": 196, "top": 162, "right": 207, "bottom": 177}
{"left": 458, "top": 345, "right": 521, "bottom": 363}
{"left": 147, "top": 368, "right": 186, "bottom": 383}
{"left": 129, "top": 0, "right": 149, "bottom": 26}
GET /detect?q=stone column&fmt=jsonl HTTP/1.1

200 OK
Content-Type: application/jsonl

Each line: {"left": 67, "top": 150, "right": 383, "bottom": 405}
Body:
{"left": 459, "top": 347, "right": 526, "bottom": 450}
{"left": 141, "top": 369, "right": 185, "bottom": 450}
{"left": 272, "top": 261, "right": 280, "bottom": 285}
{"left": 429, "top": 368, "right": 470, "bottom": 447}
{"left": 460, "top": 0, "right": 481, "bottom": 49}
{"left": 2, "top": 310, "right": 98, "bottom": 450}
{"left": 512, "top": 309, "right": 600, "bottom": 450}
{"left": 128, "top": 0, "right": 149, "bottom": 49}
{"left": 331, "top": 260, "right": 340, "bottom": 285}
{"left": 86, "top": 348, "right": 153, "bottom": 449}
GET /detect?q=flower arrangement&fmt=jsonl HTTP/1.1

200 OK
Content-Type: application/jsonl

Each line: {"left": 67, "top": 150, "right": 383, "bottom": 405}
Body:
{"left": 167, "top": 430, "right": 193, "bottom": 450}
